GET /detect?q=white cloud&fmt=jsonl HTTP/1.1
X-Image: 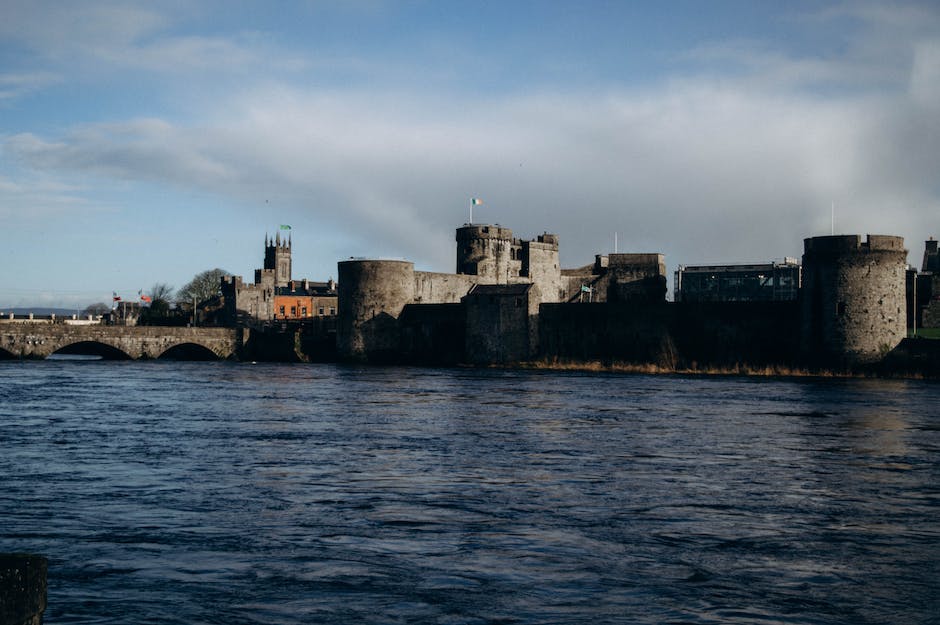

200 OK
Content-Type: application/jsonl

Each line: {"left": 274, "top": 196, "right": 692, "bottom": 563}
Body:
{"left": 2, "top": 0, "right": 938, "bottom": 283}
{"left": 0, "top": 1, "right": 167, "bottom": 58}
{"left": 910, "top": 39, "right": 940, "bottom": 103}
{"left": 0, "top": 170, "right": 96, "bottom": 220}
{"left": 0, "top": 72, "right": 60, "bottom": 101}
{"left": 5, "top": 69, "right": 938, "bottom": 272}
{"left": 0, "top": 1, "right": 292, "bottom": 81}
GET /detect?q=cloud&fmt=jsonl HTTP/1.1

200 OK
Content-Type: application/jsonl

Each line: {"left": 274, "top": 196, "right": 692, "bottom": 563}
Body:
{"left": 3, "top": 0, "right": 938, "bottom": 280}
{"left": 0, "top": 170, "right": 95, "bottom": 220}
{"left": 0, "top": 1, "right": 167, "bottom": 58}
{"left": 6, "top": 119, "right": 233, "bottom": 183}
{"left": 6, "top": 66, "right": 938, "bottom": 272}
{"left": 0, "top": 72, "right": 61, "bottom": 102}
{"left": 0, "top": 1, "right": 294, "bottom": 81}
{"left": 910, "top": 39, "right": 940, "bottom": 103}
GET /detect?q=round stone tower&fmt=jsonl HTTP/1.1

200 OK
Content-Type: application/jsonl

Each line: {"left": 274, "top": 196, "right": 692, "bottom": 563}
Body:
{"left": 455, "top": 224, "right": 518, "bottom": 282}
{"left": 801, "top": 234, "right": 907, "bottom": 366}
{"left": 337, "top": 259, "right": 415, "bottom": 362}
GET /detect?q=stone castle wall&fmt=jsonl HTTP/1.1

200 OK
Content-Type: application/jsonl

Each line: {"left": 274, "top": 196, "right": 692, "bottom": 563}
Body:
{"left": 455, "top": 224, "right": 518, "bottom": 281}
{"left": 338, "top": 225, "right": 568, "bottom": 361}
{"left": 413, "top": 271, "right": 478, "bottom": 304}
{"left": 336, "top": 259, "right": 415, "bottom": 361}
{"left": 464, "top": 284, "right": 542, "bottom": 364}
{"left": 337, "top": 223, "right": 913, "bottom": 369}
{"left": 801, "top": 235, "right": 907, "bottom": 366}
{"left": 538, "top": 301, "right": 800, "bottom": 368}
{"left": 521, "top": 238, "right": 563, "bottom": 302}
{"left": 922, "top": 275, "right": 940, "bottom": 328}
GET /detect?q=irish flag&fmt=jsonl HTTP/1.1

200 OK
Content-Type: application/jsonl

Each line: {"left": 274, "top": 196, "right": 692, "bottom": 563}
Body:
{"left": 471, "top": 198, "right": 483, "bottom": 205}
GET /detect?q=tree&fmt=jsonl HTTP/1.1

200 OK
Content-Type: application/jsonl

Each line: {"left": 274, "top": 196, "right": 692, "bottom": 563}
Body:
{"left": 82, "top": 302, "right": 110, "bottom": 316}
{"left": 177, "top": 268, "right": 230, "bottom": 305}
{"left": 140, "top": 283, "right": 175, "bottom": 324}
{"left": 147, "top": 282, "right": 174, "bottom": 316}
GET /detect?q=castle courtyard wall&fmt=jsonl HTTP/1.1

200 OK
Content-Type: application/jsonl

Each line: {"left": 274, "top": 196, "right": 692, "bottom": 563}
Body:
{"left": 413, "top": 271, "right": 478, "bottom": 304}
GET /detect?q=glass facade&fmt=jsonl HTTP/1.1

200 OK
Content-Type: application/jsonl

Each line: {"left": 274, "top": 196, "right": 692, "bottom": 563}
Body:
{"left": 675, "top": 262, "right": 801, "bottom": 303}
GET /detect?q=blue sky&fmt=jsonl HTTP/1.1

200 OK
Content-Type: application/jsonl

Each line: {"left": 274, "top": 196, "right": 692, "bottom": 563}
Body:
{"left": 2, "top": 1, "right": 939, "bottom": 308}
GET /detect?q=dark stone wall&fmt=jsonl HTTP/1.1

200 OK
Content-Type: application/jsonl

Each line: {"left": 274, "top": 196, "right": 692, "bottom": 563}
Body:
{"left": 538, "top": 303, "right": 675, "bottom": 365}
{"left": 464, "top": 287, "right": 540, "bottom": 364}
{"left": 879, "top": 338, "right": 940, "bottom": 376}
{"left": 241, "top": 318, "right": 337, "bottom": 362}
{"left": 538, "top": 301, "right": 800, "bottom": 368}
{"left": 920, "top": 275, "right": 940, "bottom": 328}
{"left": 391, "top": 300, "right": 800, "bottom": 368}
{"left": 398, "top": 304, "right": 465, "bottom": 365}
{"left": 671, "top": 302, "right": 801, "bottom": 367}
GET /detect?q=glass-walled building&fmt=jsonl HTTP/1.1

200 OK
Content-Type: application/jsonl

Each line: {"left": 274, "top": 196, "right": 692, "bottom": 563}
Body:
{"left": 674, "top": 259, "right": 801, "bottom": 303}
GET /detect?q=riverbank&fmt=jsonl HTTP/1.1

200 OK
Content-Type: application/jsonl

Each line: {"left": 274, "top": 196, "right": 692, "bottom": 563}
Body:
{"left": 506, "top": 357, "right": 938, "bottom": 380}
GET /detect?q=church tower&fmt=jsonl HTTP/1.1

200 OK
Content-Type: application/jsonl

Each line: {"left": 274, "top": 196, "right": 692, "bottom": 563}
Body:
{"left": 264, "top": 231, "right": 292, "bottom": 288}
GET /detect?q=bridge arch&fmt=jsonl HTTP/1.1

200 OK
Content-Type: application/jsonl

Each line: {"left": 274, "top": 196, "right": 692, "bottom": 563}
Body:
{"left": 157, "top": 342, "right": 222, "bottom": 361}
{"left": 0, "top": 346, "right": 15, "bottom": 360}
{"left": 50, "top": 340, "right": 133, "bottom": 360}
{"left": 2, "top": 325, "right": 238, "bottom": 360}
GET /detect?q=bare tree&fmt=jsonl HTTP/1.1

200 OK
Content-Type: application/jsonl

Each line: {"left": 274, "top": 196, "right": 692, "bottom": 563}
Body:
{"left": 82, "top": 302, "right": 110, "bottom": 316}
{"left": 147, "top": 282, "right": 174, "bottom": 316}
{"left": 177, "top": 268, "right": 230, "bottom": 305}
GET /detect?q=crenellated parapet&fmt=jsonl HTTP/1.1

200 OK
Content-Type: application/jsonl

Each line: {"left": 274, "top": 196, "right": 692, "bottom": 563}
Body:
{"left": 455, "top": 224, "right": 519, "bottom": 281}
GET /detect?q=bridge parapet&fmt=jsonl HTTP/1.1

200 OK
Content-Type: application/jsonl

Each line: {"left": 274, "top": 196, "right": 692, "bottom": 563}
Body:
{"left": 0, "top": 324, "right": 242, "bottom": 360}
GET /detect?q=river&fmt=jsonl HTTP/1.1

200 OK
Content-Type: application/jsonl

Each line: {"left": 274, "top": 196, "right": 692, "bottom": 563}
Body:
{"left": 1, "top": 361, "right": 938, "bottom": 624}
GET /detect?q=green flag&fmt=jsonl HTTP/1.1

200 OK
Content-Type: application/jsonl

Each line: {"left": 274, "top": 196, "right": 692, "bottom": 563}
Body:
{"left": 280, "top": 224, "right": 291, "bottom": 230}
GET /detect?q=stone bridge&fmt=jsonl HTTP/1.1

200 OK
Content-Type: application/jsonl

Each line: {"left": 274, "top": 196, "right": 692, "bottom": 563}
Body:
{"left": 0, "top": 324, "right": 243, "bottom": 360}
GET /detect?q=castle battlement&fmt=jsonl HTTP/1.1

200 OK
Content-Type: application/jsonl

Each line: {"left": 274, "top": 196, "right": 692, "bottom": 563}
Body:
{"left": 803, "top": 234, "right": 906, "bottom": 255}
{"left": 455, "top": 224, "right": 514, "bottom": 241}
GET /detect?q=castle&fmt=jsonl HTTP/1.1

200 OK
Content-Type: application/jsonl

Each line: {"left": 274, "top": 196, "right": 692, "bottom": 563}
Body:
{"left": 336, "top": 224, "right": 669, "bottom": 363}
{"left": 335, "top": 223, "right": 931, "bottom": 370}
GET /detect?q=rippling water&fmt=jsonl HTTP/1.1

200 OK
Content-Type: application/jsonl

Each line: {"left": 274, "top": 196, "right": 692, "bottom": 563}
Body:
{"left": 1, "top": 361, "right": 939, "bottom": 624}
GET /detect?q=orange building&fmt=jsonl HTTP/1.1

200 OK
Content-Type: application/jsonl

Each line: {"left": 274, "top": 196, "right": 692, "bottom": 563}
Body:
{"left": 273, "top": 292, "right": 337, "bottom": 320}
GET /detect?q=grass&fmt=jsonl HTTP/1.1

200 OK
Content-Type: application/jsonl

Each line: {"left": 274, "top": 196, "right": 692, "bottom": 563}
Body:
{"left": 514, "top": 358, "right": 853, "bottom": 378}
{"left": 912, "top": 327, "right": 940, "bottom": 339}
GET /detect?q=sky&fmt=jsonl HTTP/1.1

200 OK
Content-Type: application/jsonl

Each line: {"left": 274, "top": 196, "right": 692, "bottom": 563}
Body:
{"left": 2, "top": 0, "right": 939, "bottom": 309}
